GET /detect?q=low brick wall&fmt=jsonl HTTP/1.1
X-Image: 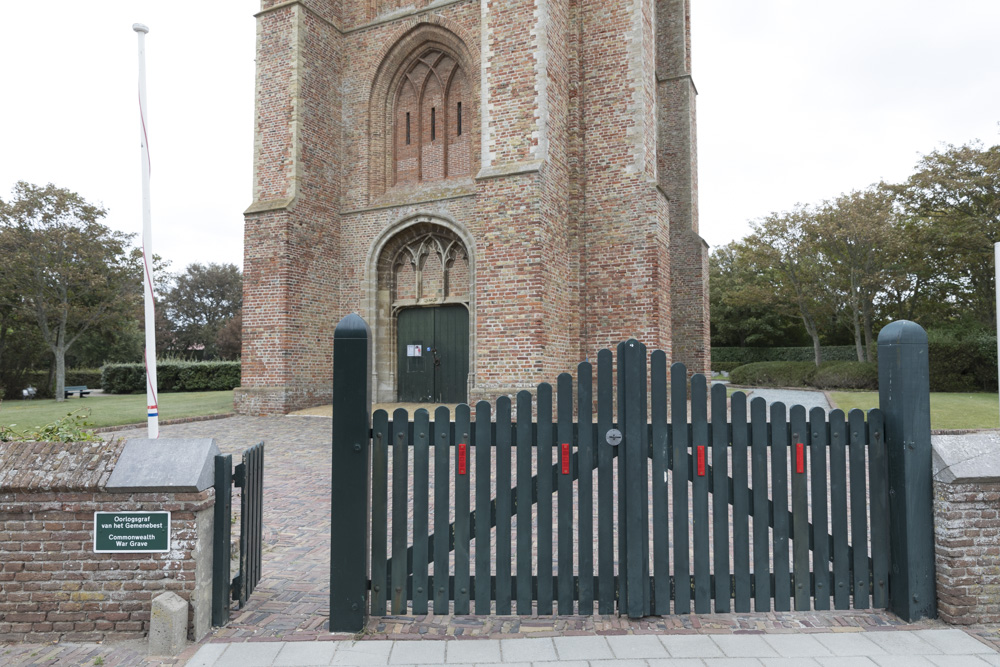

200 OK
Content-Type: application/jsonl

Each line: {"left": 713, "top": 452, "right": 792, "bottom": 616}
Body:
{"left": 0, "top": 440, "right": 214, "bottom": 643}
{"left": 933, "top": 433, "right": 1000, "bottom": 624}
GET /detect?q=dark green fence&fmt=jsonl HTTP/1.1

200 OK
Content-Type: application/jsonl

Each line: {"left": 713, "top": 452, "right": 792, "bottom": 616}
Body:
{"left": 330, "top": 315, "right": 935, "bottom": 630}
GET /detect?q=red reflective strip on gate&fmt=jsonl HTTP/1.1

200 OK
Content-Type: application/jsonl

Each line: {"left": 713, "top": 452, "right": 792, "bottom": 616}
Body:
{"left": 697, "top": 446, "right": 706, "bottom": 476}
{"left": 562, "top": 443, "right": 570, "bottom": 475}
{"left": 796, "top": 443, "right": 805, "bottom": 473}
{"left": 458, "top": 443, "right": 467, "bottom": 475}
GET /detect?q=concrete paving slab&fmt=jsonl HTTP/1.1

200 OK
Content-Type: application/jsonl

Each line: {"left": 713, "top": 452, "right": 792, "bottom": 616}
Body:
{"left": 760, "top": 659, "right": 821, "bottom": 667}
{"left": 712, "top": 635, "right": 780, "bottom": 658}
{"left": 500, "top": 637, "right": 558, "bottom": 663}
{"left": 474, "top": 663, "right": 531, "bottom": 667}
{"left": 978, "top": 655, "right": 1000, "bottom": 666}
{"left": 915, "top": 629, "right": 995, "bottom": 654}
{"left": 704, "top": 658, "right": 766, "bottom": 667}
{"left": 445, "top": 639, "right": 501, "bottom": 663}
{"left": 813, "top": 632, "right": 888, "bottom": 656}
{"left": 648, "top": 659, "right": 714, "bottom": 667}
{"left": 387, "top": 640, "right": 447, "bottom": 664}
{"left": 865, "top": 632, "right": 941, "bottom": 655}
{"left": 762, "top": 634, "right": 831, "bottom": 658}
{"left": 926, "top": 656, "right": 992, "bottom": 667}
{"left": 605, "top": 634, "right": 672, "bottom": 659}
{"left": 214, "top": 642, "right": 284, "bottom": 667}
{"left": 187, "top": 643, "right": 229, "bottom": 667}
{"left": 552, "top": 635, "right": 614, "bottom": 660}
{"left": 273, "top": 641, "right": 338, "bottom": 666}
{"left": 662, "top": 634, "right": 725, "bottom": 658}
{"left": 870, "top": 657, "right": 936, "bottom": 667}
{"left": 332, "top": 641, "right": 394, "bottom": 665}
{"left": 817, "top": 659, "right": 878, "bottom": 667}
{"left": 597, "top": 660, "right": 647, "bottom": 667}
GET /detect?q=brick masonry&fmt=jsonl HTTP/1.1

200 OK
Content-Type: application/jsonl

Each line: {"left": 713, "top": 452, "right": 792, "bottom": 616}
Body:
{"left": 934, "top": 479, "right": 1000, "bottom": 624}
{"left": 0, "top": 440, "right": 214, "bottom": 643}
{"left": 237, "top": 0, "right": 711, "bottom": 415}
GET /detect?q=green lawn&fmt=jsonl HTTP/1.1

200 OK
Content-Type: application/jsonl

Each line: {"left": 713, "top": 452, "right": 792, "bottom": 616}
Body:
{"left": 829, "top": 391, "right": 1000, "bottom": 430}
{"left": 0, "top": 391, "right": 235, "bottom": 433}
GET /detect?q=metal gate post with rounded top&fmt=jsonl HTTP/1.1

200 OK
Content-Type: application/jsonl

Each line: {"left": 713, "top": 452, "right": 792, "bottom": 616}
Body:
{"left": 330, "top": 314, "right": 373, "bottom": 632}
{"left": 877, "top": 319, "right": 937, "bottom": 622}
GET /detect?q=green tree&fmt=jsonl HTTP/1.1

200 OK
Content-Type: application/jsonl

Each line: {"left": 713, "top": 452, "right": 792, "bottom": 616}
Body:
{"left": 162, "top": 263, "right": 242, "bottom": 360}
{"left": 0, "top": 182, "right": 138, "bottom": 401}
{"left": 745, "top": 206, "right": 837, "bottom": 365}
{"left": 893, "top": 141, "right": 1000, "bottom": 327}
{"left": 814, "top": 186, "right": 898, "bottom": 361}
{"left": 709, "top": 241, "right": 802, "bottom": 347}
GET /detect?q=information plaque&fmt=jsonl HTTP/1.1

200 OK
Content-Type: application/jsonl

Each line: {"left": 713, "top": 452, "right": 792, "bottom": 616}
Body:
{"left": 93, "top": 511, "right": 171, "bottom": 553}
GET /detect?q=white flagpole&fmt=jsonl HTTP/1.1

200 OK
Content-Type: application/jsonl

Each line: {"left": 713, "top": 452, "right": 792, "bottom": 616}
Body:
{"left": 134, "top": 23, "right": 159, "bottom": 439}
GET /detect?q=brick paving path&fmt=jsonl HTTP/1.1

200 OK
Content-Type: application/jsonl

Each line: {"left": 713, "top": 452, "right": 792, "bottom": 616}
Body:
{"left": 3, "top": 414, "right": 999, "bottom": 666}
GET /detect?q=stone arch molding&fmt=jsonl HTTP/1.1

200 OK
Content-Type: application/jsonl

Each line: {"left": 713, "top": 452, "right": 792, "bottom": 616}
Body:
{"left": 365, "top": 213, "right": 476, "bottom": 402}
{"left": 367, "top": 21, "right": 479, "bottom": 200}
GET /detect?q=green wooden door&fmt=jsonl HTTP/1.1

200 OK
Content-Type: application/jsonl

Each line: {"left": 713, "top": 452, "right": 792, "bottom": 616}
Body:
{"left": 397, "top": 305, "right": 468, "bottom": 403}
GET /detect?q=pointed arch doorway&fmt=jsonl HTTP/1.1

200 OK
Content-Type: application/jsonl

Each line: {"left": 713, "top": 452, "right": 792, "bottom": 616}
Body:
{"left": 368, "top": 216, "right": 474, "bottom": 403}
{"left": 396, "top": 304, "right": 469, "bottom": 403}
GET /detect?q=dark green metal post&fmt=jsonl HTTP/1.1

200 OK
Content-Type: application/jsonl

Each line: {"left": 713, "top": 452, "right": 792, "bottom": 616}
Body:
{"left": 330, "top": 313, "right": 373, "bottom": 632}
{"left": 877, "top": 320, "right": 937, "bottom": 621}
{"left": 211, "top": 454, "right": 233, "bottom": 627}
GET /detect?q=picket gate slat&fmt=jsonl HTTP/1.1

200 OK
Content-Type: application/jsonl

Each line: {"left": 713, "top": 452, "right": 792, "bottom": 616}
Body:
{"left": 454, "top": 404, "right": 471, "bottom": 614}
{"left": 557, "top": 373, "right": 575, "bottom": 614}
{"left": 577, "top": 362, "right": 595, "bottom": 613}
{"left": 536, "top": 383, "right": 554, "bottom": 615}
{"left": 651, "top": 352, "right": 670, "bottom": 614}
{"left": 711, "top": 383, "right": 730, "bottom": 612}
{"left": 691, "top": 374, "right": 711, "bottom": 614}
{"left": 868, "top": 409, "right": 889, "bottom": 608}
{"left": 829, "top": 410, "right": 850, "bottom": 610}
{"left": 515, "top": 391, "right": 533, "bottom": 614}
{"left": 790, "top": 405, "right": 810, "bottom": 611}
{"left": 848, "top": 409, "right": 870, "bottom": 609}
{"left": 412, "top": 409, "right": 430, "bottom": 615}
{"left": 371, "top": 410, "right": 389, "bottom": 616}
{"left": 475, "top": 401, "right": 493, "bottom": 614}
{"left": 810, "top": 406, "right": 830, "bottom": 610}
{"left": 433, "top": 406, "right": 451, "bottom": 613}
{"left": 731, "top": 391, "right": 751, "bottom": 612}
{"left": 623, "top": 341, "right": 647, "bottom": 617}
{"left": 750, "top": 397, "right": 770, "bottom": 611}
{"left": 596, "top": 350, "right": 615, "bottom": 614}
{"left": 770, "top": 403, "right": 791, "bottom": 612}
{"left": 495, "top": 397, "right": 513, "bottom": 614}
{"left": 671, "top": 362, "right": 691, "bottom": 613}
{"left": 390, "top": 409, "right": 409, "bottom": 614}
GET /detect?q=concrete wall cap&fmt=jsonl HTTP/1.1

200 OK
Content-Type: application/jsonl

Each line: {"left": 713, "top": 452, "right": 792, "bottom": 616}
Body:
{"left": 932, "top": 431, "right": 1000, "bottom": 483}
{"left": 106, "top": 438, "right": 221, "bottom": 492}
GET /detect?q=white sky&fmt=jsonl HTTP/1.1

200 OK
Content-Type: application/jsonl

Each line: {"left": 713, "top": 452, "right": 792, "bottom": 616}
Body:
{"left": 1, "top": 1, "right": 998, "bottom": 272}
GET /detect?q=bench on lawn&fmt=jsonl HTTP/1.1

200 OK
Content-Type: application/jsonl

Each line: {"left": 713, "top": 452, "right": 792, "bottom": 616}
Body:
{"left": 64, "top": 386, "right": 91, "bottom": 399}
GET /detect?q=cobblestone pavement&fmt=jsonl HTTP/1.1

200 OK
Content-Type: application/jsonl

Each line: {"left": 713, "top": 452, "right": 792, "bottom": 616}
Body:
{"left": 3, "top": 414, "right": 999, "bottom": 666}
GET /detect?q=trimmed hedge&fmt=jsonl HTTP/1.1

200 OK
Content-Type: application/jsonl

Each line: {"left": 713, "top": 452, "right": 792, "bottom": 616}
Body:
{"left": 729, "top": 362, "right": 817, "bottom": 388}
{"left": 712, "top": 346, "right": 861, "bottom": 365}
{"left": 729, "top": 361, "right": 878, "bottom": 390}
{"left": 101, "top": 361, "right": 241, "bottom": 394}
{"left": 8, "top": 369, "right": 104, "bottom": 398}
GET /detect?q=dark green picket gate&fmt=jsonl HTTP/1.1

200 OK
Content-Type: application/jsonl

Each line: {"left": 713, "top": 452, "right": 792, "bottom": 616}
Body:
{"left": 329, "top": 315, "right": 936, "bottom": 630}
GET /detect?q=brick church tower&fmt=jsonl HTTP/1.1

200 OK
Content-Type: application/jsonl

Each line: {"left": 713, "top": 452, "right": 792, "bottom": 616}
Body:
{"left": 236, "top": 0, "right": 709, "bottom": 414}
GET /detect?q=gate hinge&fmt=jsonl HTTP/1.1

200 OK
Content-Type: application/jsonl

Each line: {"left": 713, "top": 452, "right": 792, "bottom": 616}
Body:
{"left": 233, "top": 463, "right": 246, "bottom": 488}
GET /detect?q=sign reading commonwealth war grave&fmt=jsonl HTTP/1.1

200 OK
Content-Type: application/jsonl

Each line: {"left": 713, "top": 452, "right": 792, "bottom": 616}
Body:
{"left": 93, "top": 511, "right": 171, "bottom": 553}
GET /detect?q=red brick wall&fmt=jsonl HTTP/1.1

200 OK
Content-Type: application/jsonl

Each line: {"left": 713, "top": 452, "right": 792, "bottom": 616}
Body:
{"left": 0, "top": 441, "right": 213, "bottom": 643}
{"left": 934, "top": 480, "right": 1000, "bottom": 624}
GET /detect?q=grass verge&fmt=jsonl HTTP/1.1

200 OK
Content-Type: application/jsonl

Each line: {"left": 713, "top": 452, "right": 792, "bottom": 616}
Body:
{"left": 0, "top": 391, "right": 235, "bottom": 433}
{"left": 829, "top": 391, "right": 999, "bottom": 430}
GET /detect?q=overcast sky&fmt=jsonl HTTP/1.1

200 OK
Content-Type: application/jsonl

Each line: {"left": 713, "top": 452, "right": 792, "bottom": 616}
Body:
{"left": 1, "top": 1, "right": 998, "bottom": 273}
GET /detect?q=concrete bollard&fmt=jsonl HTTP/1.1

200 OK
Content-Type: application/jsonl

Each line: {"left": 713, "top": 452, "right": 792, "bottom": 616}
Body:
{"left": 149, "top": 591, "right": 189, "bottom": 655}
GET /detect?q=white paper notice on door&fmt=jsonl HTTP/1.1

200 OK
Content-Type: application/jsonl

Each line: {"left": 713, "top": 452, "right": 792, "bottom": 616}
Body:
{"left": 407, "top": 345, "right": 422, "bottom": 357}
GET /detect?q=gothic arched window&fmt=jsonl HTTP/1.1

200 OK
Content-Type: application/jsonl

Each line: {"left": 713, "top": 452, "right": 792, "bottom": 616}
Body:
{"left": 393, "top": 49, "right": 471, "bottom": 187}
